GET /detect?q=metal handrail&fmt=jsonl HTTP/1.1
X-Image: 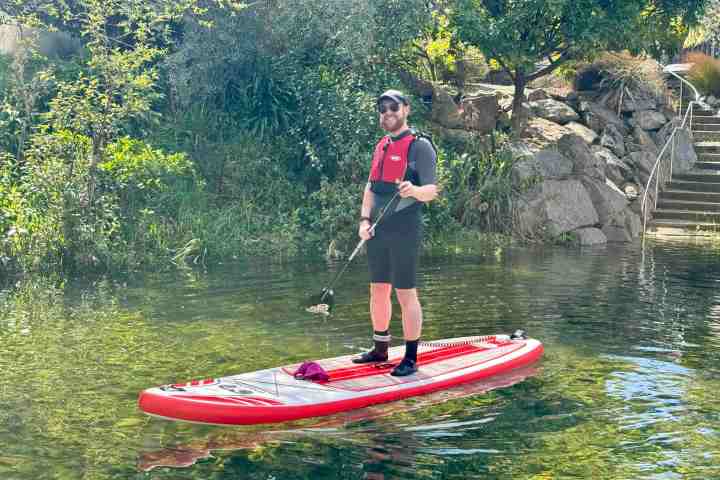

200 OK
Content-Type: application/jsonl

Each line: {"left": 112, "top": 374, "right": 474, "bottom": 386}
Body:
{"left": 640, "top": 65, "right": 704, "bottom": 236}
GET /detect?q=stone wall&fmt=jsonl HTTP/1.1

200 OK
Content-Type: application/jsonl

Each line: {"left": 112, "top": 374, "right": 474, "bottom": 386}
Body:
{"left": 419, "top": 72, "right": 696, "bottom": 245}
{"left": 509, "top": 86, "right": 695, "bottom": 244}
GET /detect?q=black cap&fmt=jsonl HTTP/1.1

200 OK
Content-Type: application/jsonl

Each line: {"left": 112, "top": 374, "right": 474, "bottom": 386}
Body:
{"left": 378, "top": 89, "right": 409, "bottom": 105}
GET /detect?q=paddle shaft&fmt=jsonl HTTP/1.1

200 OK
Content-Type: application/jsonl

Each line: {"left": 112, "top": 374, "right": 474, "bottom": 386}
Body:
{"left": 319, "top": 190, "right": 401, "bottom": 303}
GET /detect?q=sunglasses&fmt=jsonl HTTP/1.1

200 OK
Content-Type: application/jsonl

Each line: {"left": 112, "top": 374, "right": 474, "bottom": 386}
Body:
{"left": 378, "top": 102, "right": 400, "bottom": 114}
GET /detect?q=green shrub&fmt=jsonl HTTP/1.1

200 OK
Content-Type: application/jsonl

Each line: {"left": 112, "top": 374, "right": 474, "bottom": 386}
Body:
{"left": 4, "top": 131, "right": 93, "bottom": 273}
{"left": 574, "top": 51, "right": 665, "bottom": 96}
{"left": 686, "top": 52, "right": 720, "bottom": 97}
{"left": 439, "top": 135, "right": 516, "bottom": 234}
{"left": 170, "top": 193, "right": 302, "bottom": 264}
{"left": 296, "top": 178, "right": 364, "bottom": 258}
{"left": 100, "top": 137, "right": 197, "bottom": 215}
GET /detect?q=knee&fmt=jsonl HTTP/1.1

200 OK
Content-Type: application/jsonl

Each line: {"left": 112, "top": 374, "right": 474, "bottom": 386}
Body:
{"left": 395, "top": 288, "right": 419, "bottom": 308}
{"left": 370, "top": 283, "right": 392, "bottom": 299}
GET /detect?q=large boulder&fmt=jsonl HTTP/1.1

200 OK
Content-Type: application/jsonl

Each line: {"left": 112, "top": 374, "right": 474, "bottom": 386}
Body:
{"left": 512, "top": 147, "right": 573, "bottom": 183}
{"left": 600, "top": 124, "right": 626, "bottom": 158}
{"left": 656, "top": 118, "right": 679, "bottom": 147}
{"left": 572, "top": 227, "right": 607, "bottom": 245}
{"left": 621, "top": 90, "right": 657, "bottom": 112}
{"left": 431, "top": 86, "right": 464, "bottom": 129}
{"left": 633, "top": 109, "right": 667, "bottom": 131}
{"left": 601, "top": 208, "right": 642, "bottom": 242}
{"left": 565, "top": 121, "right": 598, "bottom": 144}
{"left": 593, "top": 146, "right": 632, "bottom": 186}
{"left": 520, "top": 117, "right": 571, "bottom": 151}
{"left": 581, "top": 177, "right": 629, "bottom": 225}
{"left": 557, "top": 134, "right": 605, "bottom": 180}
{"left": 631, "top": 126, "right": 659, "bottom": 155}
{"left": 461, "top": 94, "right": 498, "bottom": 133}
{"left": 515, "top": 179, "right": 599, "bottom": 238}
{"left": 580, "top": 101, "right": 628, "bottom": 135}
{"left": 529, "top": 98, "right": 580, "bottom": 124}
{"left": 627, "top": 150, "right": 656, "bottom": 175}
{"left": 527, "top": 89, "right": 550, "bottom": 101}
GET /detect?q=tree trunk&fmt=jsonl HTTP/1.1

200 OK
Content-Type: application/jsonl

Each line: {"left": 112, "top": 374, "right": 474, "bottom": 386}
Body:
{"left": 511, "top": 68, "right": 529, "bottom": 138}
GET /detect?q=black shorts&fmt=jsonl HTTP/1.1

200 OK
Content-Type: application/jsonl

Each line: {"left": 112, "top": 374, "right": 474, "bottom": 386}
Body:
{"left": 367, "top": 211, "right": 422, "bottom": 289}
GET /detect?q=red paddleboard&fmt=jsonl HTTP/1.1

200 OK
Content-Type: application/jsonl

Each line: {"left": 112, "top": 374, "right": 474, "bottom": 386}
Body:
{"left": 138, "top": 334, "right": 543, "bottom": 425}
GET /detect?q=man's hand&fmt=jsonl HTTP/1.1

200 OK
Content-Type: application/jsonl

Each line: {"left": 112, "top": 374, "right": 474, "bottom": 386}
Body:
{"left": 359, "top": 220, "right": 374, "bottom": 240}
{"left": 398, "top": 180, "right": 416, "bottom": 199}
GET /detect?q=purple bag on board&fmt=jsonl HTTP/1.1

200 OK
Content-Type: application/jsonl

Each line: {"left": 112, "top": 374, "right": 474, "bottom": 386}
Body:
{"left": 293, "top": 361, "right": 330, "bottom": 382}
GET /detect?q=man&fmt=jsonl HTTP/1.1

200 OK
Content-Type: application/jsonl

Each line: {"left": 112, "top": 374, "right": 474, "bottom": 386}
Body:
{"left": 353, "top": 89, "right": 438, "bottom": 377}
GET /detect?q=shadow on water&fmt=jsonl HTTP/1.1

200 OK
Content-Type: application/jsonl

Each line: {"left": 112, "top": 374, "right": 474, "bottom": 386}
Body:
{"left": 2, "top": 238, "right": 720, "bottom": 478}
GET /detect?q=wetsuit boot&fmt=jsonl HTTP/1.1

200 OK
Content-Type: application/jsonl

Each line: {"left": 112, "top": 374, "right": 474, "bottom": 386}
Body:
{"left": 353, "top": 331, "right": 390, "bottom": 363}
{"left": 391, "top": 339, "right": 418, "bottom": 376}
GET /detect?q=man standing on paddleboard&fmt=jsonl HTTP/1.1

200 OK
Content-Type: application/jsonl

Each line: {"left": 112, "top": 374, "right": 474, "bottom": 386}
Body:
{"left": 353, "top": 89, "right": 438, "bottom": 376}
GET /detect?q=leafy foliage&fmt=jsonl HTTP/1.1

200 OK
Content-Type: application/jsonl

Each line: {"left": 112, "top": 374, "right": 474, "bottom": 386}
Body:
{"left": 697, "top": 0, "right": 720, "bottom": 47}
{"left": 687, "top": 52, "right": 720, "bottom": 97}
{"left": 441, "top": 135, "right": 516, "bottom": 232}
{"left": 6, "top": 0, "right": 698, "bottom": 276}
{"left": 449, "top": 0, "right": 707, "bottom": 132}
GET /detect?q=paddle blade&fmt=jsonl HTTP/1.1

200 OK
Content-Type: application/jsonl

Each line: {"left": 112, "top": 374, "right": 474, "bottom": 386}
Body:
{"left": 306, "top": 288, "right": 334, "bottom": 315}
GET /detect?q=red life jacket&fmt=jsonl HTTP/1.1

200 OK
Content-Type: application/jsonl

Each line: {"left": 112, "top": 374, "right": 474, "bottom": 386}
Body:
{"left": 369, "top": 131, "right": 416, "bottom": 189}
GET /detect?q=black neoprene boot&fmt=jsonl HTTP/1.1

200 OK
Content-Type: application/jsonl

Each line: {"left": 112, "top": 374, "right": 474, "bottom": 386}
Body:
{"left": 352, "top": 330, "right": 390, "bottom": 363}
{"left": 391, "top": 339, "right": 419, "bottom": 376}
{"left": 390, "top": 358, "right": 417, "bottom": 376}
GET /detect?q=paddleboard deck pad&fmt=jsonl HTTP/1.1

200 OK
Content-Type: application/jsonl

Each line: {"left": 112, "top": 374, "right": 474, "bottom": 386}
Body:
{"left": 138, "top": 334, "right": 543, "bottom": 425}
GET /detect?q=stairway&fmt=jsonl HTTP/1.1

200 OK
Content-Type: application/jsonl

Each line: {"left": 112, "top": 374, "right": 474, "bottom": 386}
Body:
{"left": 649, "top": 108, "right": 720, "bottom": 234}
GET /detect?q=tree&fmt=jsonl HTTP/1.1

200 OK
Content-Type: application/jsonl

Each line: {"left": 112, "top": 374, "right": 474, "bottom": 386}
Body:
{"left": 165, "top": 0, "right": 434, "bottom": 186}
{"left": 696, "top": 0, "right": 720, "bottom": 47}
{"left": 449, "top": 0, "right": 707, "bottom": 134}
{"left": 1, "top": 1, "right": 246, "bottom": 272}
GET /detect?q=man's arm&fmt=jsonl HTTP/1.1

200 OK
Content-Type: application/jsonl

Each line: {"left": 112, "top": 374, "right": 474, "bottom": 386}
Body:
{"left": 360, "top": 182, "right": 374, "bottom": 219}
{"left": 399, "top": 181, "right": 437, "bottom": 202}
{"left": 400, "top": 137, "right": 437, "bottom": 202}
{"left": 359, "top": 183, "right": 374, "bottom": 240}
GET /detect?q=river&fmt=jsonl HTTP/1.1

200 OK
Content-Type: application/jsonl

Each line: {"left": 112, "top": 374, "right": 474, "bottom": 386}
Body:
{"left": 1, "top": 238, "right": 719, "bottom": 479}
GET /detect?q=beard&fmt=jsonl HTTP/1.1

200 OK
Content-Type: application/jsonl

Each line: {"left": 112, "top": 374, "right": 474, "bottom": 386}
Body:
{"left": 380, "top": 113, "right": 406, "bottom": 132}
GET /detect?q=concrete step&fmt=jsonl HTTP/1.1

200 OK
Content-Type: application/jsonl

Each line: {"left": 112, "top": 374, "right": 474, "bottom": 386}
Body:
{"left": 647, "top": 218, "right": 720, "bottom": 234}
{"left": 661, "top": 189, "right": 720, "bottom": 203}
{"left": 696, "top": 152, "right": 720, "bottom": 163}
{"left": 692, "top": 131, "right": 720, "bottom": 142}
{"left": 646, "top": 223, "right": 720, "bottom": 236}
{"left": 652, "top": 209, "right": 720, "bottom": 222}
{"left": 692, "top": 113, "right": 720, "bottom": 122}
{"left": 692, "top": 123, "right": 720, "bottom": 132}
{"left": 666, "top": 179, "right": 720, "bottom": 192}
{"left": 690, "top": 109, "right": 716, "bottom": 117}
{"left": 695, "top": 161, "right": 720, "bottom": 170}
{"left": 673, "top": 172, "right": 720, "bottom": 183}
{"left": 695, "top": 143, "right": 720, "bottom": 154}
{"left": 657, "top": 199, "right": 720, "bottom": 212}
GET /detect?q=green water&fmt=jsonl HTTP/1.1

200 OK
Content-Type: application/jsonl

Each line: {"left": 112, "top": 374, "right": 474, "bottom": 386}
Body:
{"left": 1, "top": 239, "right": 720, "bottom": 479}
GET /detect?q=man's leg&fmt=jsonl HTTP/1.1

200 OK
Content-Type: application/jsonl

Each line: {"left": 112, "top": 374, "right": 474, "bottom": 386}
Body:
{"left": 395, "top": 288, "right": 422, "bottom": 340}
{"left": 392, "top": 288, "right": 422, "bottom": 376}
{"left": 370, "top": 282, "right": 393, "bottom": 332}
{"left": 353, "top": 282, "right": 393, "bottom": 363}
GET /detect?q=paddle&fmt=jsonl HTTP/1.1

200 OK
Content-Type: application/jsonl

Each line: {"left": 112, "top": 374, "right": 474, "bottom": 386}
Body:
{"left": 307, "top": 189, "right": 402, "bottom": 314}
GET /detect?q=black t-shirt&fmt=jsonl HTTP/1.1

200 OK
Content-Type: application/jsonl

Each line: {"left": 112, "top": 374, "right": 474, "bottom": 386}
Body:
{"left": 369, "top": 134, "right": 437, "bottom": 229}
